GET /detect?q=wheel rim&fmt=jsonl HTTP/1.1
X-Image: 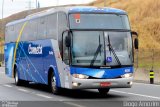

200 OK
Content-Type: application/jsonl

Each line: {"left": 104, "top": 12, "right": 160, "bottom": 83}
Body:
{"left": 51, "top": 75, "right": 56, "bottom": 91}
{"left": 15, "top": 72, "right": 18, "bottom": 83}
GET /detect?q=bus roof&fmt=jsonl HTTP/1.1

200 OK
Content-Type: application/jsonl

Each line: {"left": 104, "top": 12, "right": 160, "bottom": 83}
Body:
{"left": 68, "top": 6, "right": 126, "bottom": 14}
{"left": 6, "top": 6, "right": 127, "bottom": 26}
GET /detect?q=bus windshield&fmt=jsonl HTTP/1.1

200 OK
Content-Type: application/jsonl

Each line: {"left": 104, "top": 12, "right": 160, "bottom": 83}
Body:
{"left": 71, "top": 31, "right": 133, "bottom": 67}
{"left": 69, "top": 14, "right": 130, "bottom": 30}
{"left": 71, "top": 31, "right": 105, "bottom": 66}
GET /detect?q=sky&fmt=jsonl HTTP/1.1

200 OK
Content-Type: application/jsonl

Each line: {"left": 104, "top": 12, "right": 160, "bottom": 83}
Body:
{"left": 0, "top": 0, "right": 95, "bottom": 18}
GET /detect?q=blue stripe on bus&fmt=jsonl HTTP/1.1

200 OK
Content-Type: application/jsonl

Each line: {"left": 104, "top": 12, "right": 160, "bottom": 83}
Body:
{"left": 70, "top": 67, "right": 133, "bottom": 79}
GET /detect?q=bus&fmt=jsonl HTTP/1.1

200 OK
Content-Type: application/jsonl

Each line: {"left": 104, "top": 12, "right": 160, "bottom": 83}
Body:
{"left": 5, "top": 6, "right": 138, "bottom": 95}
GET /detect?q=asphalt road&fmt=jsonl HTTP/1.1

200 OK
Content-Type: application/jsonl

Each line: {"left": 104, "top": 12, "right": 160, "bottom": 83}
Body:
{"left": 0, "top": 67, "right": 160, "bottom": 107}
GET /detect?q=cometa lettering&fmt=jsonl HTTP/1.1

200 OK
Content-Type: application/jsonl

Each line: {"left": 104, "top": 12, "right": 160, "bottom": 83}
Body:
{"left": 28, "top": 44, "right": 42, "bottom": 54}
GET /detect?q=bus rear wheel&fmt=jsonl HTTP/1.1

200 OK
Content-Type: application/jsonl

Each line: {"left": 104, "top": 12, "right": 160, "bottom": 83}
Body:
{"left": 98, "top": 88, "right": 110, "bottom": 95}
{"left": 49, "top": 72, "right": 60, "bottom": 94}
{"left": 14, "top": 68, "right": 22, "bottom": 86}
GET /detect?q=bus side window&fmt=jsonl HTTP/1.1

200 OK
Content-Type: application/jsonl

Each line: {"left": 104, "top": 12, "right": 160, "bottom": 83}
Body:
{"left": 58, "top": 12, "right": 68, "bottom": 58}
{"left": 29, "top": 20, "right": 38, "bottom": 40}
{"left": 14, "top": 25, "right": 20, "bottom": 42}
{"left": 5, "top": 27, "right": 9, "bottom": 43}
{"left": 38, "top": 17, "right": 47, "bottom": 39}
{"left": 9, "top": 25, "right": 16, "bottom": 42}
{"left": 22, "top": 22, "right": 30, "bottom": 41}
{"left": 46, "top": 13, "right": 57, "bottom": 40}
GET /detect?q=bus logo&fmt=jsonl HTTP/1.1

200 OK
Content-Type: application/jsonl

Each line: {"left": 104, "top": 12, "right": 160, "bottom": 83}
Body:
{"left": 28, "top": 44, "right": 43, "bottom": 55}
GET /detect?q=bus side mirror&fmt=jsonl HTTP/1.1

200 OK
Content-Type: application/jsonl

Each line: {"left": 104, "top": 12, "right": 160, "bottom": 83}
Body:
{"left": 65, "top": 35, "right": 71, "bottom": 47}
{"left": 134, "top": 38, "right": 138, "bottom": 49}
{"left": 62, "top": 30, "right": 71, "bottom": 47}
{"left": 131, "top": 31, "right": 138, "bottom": 49}
{"left": 131, "top": 31, "right": 138, "bottom": 37}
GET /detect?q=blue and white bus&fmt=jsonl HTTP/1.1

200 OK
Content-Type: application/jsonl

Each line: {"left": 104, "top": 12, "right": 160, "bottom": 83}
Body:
{"left": 5, "top": 6, "right": 138, "bottom": 95}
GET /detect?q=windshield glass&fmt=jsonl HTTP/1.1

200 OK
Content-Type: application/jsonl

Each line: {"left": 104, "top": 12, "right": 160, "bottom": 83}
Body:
{"left": 105, "top": 32, "right": 133, "bottom": 66}
{"left": 71, "top": 31, "right": 133, "bottom": 67}
{"left": 71, "top": 31, "right": 105, "bottom": 66}
{"left": 69, "top": 14, "right": 130, "bottom": 30}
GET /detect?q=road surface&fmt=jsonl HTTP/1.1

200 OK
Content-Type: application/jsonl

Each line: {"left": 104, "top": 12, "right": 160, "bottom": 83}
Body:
{"left": 0, "top": 67, "right": 160, "bottom": 107}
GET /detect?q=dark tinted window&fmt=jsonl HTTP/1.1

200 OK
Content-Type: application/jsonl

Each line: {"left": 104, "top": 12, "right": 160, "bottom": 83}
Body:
{"left": 22, "top": 22, "right": 30, "bottom": 41}
{"left": 58, "top": 12, "right": 67, "bottom": 56}
{"left": 30, "top": 20, "right": 38, "bottom": 40}
{"left": 46, "top": 13, "right": 57, "bottom": 39}
{"left": 38, "top": 17, "right": 47, "bottom": 39}
{"left": 69, "top": 14, "right": 130, "bottom": 30}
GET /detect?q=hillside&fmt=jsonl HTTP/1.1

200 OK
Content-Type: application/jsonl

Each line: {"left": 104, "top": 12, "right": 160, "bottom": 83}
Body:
{"left": 0, "top": 0, "right": 160, "bottom": 49}
{"left": 93, "top": 0, "right": 160, "bottom": 49}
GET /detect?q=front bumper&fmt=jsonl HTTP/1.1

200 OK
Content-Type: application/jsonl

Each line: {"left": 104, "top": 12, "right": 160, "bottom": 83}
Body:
{"left": 71, "top": 77, "right": 133, "bottom": 89}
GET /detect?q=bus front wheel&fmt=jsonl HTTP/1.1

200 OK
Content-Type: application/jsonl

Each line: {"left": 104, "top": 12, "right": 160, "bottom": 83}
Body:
{"left": 98, "top": 88, "right": 110, "bottom": 95}
{"left": 49, "top": 72, "right": 60, "bottom": 94}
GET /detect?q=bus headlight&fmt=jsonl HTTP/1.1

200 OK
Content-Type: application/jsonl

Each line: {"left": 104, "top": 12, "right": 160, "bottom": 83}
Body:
{"left": 72, "top": 74, "right": 89, "bottom": 79}
{"left": 121, "top": 73, "right": 133, "bottom": 78}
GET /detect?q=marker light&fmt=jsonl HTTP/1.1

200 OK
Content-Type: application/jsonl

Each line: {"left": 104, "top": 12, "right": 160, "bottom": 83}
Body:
{"left": 72, "top": 74, "right": 89, "bottom": 79}
{"left": 121, "top": 73, "right": 133, "bottom": 78}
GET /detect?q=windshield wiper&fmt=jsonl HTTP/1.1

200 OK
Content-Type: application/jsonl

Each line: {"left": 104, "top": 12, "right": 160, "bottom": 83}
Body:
{"left": 90, "top": 35, "right": 102, "bottom": 66}
{"left": 107, "top": 35, "right": 121, "bottom": 67}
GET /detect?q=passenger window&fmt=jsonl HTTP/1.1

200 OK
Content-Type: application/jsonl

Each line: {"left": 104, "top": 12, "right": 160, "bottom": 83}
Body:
{"left": 38, "top": 17, "right": 47, "bottom": 39}
{"left": 22, "top": 22, "right": 30, "bottom": 41}
{"left": 58, "top": 12, "right": 68, "bottom": 57}
{"left": 46, "top": 13, "right": 57, "bottom": 39}
{"left": 29, "top": 20, "right": 38, "bottom": 40}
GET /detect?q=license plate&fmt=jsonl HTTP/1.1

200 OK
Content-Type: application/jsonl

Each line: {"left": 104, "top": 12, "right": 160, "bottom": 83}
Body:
{"left": 100, "top": 82, "right": 111, "bottom": 87}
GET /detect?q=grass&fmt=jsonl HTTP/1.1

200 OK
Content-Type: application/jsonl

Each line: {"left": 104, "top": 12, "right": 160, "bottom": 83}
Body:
{"left": 135, "top": 49, "right": 160, "bottom": 68}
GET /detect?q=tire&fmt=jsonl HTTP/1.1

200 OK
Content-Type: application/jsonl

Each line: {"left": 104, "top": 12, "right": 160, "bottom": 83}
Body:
{"left": 49, "top": 72, "right": 60, "bottom": 94}
{"left": 14, "top": 68, "right": 23, "bottom": 86}
{"left": 98, "top": 88, "right": 110, "bottom": 95}
{"left": 22, "top": 80, "right": 29, "bottom": 86}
